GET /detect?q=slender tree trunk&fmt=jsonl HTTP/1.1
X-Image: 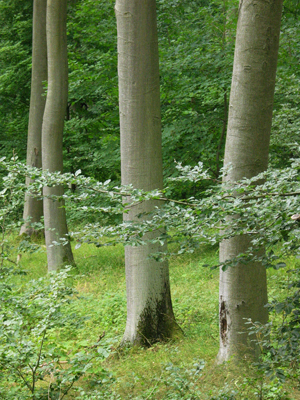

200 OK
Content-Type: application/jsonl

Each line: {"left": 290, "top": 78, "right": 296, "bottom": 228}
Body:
{"left": 218, "top": 0, "right": 283, "bottom": 362}
{"left": 116, "top": 0, "right": 179, "bottom": 346}
{"left": 42, "top": 0, "right": 74, "bottom": 271}
{"left": 20, "top": 0, "right": 47, "bottom": 236}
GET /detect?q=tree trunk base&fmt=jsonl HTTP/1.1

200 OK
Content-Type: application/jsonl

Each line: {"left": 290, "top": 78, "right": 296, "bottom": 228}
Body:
{"left": 121, "top": 318, "right": 183, "bottom": 348}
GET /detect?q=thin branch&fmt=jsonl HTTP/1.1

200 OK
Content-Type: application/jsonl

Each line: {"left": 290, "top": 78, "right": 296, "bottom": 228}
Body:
{"left": 13, "top": 366, "right": 33, "bottom": 393}
{"left": 239, "top": 191, "right": 300, "bottom": 201}
{"left": 24, "top": 170, "right": 300, "bottom": 208}
{"left": 32, "top": 329, "right": 47, "bottom": 393}
{"left": 60, "top": 380, "right": 76, "bottom": 400}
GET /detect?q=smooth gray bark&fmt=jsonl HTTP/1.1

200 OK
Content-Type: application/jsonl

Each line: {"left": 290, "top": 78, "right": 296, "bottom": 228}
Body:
{"left": 20, "top": 0, "right": 47, "bottom": 236}
{"left": 42, "top": 0, "right": 74, "bottom": 271}
{"left": 218, "top": 0, "right": 283, "bottom": 362}
{"left": 116, "top": 0, "right": 179, "bottom": 346}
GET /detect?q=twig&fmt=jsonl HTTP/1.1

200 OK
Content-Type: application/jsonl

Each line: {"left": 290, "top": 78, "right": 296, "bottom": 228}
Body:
{"left": 32, "top": 329, "right": 47, "bottom": 393}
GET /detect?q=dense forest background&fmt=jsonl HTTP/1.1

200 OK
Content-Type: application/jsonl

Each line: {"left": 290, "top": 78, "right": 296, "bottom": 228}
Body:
{"left": 1, "top": 0, "right": 299, "bottom": 189}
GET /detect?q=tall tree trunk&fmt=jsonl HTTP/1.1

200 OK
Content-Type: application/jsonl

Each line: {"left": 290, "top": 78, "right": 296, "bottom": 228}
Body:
{"left": 116, "top": 0, "right": 179, "bottom": 346}
{"left": 20, "top": 0, "right": 47, "bottom": 236}
{"left": 218, "top": 0, "right": 283, "bottom": 362}
{"left": 42, "top": 0, "right": 74, "bottom": 271}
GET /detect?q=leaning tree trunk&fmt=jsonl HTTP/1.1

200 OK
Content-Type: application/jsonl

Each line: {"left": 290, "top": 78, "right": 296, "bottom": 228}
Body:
{"left": 20, "top": 0, "right": 47, "bottom": 236}
{"left": 218, "top": 0, "right": 283, "bottom": 362}
{"left": 116, "top": 0, "right": 179, "bottom": 346}
{"left": 42, "top": 0, "right": 74, "bottom": 271}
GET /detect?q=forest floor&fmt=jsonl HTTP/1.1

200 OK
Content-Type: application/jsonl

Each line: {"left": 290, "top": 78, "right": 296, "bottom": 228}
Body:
{"left": 8, "top": 238, "right": 300, "bottom": 399}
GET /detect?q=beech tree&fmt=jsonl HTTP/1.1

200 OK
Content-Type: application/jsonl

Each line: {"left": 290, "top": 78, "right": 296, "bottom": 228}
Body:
{"left": 218, "top": 0, "right": 283, "bottom": 362}
{"left": 42, "top": 0, "right": 74, "bottom": 271}
{"left": 20, "top": 0, "right": 47, "bottom": 236}
{"left": 115, "top": 0, "right": 179, "bottom": 345}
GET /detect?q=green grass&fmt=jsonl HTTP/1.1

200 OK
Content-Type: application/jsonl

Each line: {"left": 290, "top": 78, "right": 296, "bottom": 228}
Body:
{"left": 6, "top": 239, "right": 300, "bottom": 399}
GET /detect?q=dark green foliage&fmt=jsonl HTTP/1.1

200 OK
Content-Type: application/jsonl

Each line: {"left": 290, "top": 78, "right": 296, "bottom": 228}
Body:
{"left": 0, "top": 0, "right": 32, "bottom": 160}
{"left": 66, "top": 0, "right": 120, "bottom": 181}
{"left": 270, "top": 1, "right": 300, "bottom": 168}
{"left": 158, "top": 0, "right": 236, "bottom": 189}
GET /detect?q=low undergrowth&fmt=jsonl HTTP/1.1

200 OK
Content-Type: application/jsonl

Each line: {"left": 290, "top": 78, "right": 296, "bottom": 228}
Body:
{"left": 1, "top": 238, "right": 300, "bottom": 399}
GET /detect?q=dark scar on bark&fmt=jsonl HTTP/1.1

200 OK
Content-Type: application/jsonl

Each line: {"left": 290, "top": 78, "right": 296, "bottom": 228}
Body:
{"left": 220, "top": 300, "right": 227, "bottom": 344}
